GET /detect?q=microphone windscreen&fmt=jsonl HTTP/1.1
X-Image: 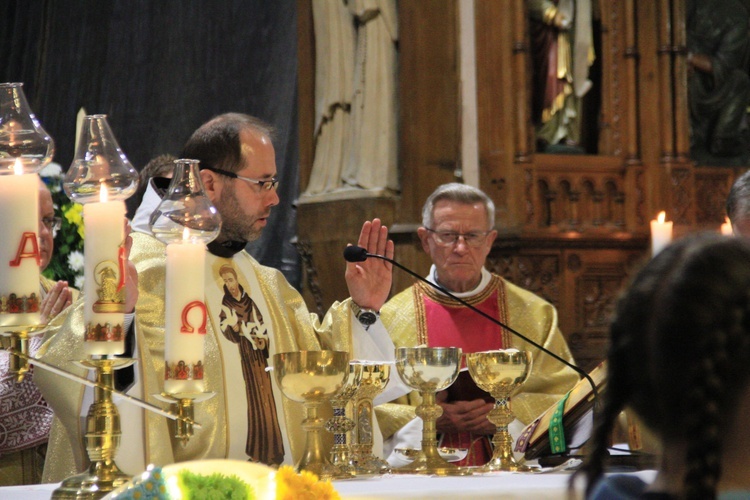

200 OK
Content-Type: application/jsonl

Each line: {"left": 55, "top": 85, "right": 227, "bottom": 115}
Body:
{"left": 343, "top": 245, "right": 368, "bottom": 262}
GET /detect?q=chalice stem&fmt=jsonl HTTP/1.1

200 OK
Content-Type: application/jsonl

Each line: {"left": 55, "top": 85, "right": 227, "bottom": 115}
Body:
{"left": 483, "top": 396, "right": 531, "bottom": 472}
{"left": 298, "top": 401, "right": 335, "bottom": 477}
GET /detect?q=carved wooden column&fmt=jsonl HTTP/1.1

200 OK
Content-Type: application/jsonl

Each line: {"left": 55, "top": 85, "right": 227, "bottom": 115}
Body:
{"left": 671, "top": 0, "right": 690, "bottom": 161}
{"left": 624, "top": 0, "right": 640, "bottom": 164}
{"left": 657, "top": 0, "right": 675, "bottom": 162}
{"left": 512, "top": 0, "right": 530, "bottom": 162}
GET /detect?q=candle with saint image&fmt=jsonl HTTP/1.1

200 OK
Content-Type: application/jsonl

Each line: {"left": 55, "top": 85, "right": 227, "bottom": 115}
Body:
{"left": 83, "top": 184, "right": 126, "bottom": 355}
{"left": 721, "top": 217, "right": 733, "bottom": 236}
{"left": 0, "top": 160, "right": 41, "bottom": 328}
{"left": 164, "top": 228, "right": 207, "bottom": 393}
{"left": 650, "top": 211, "right": 673, "bottom": 256}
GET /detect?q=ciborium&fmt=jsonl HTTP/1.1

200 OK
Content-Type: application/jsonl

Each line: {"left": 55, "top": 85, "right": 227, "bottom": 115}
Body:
{"left": 392, "top": 346, "right": 469, "bottom": 476}
{"left": 351, "top": 362, "right": 391, "bottom": 475}
{"left": 324, "top": 361, "right": 364, "bottom": 477}
{"left": 273, "top": 350, "right": 349, "bottom": 479}
{"left": 466, "top": 349, "right": 533, "bottom": 472}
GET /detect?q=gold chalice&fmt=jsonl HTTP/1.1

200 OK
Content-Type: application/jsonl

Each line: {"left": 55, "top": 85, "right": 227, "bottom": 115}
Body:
{"left": 273, "top": 350, "right": 349, "bottom": 479}
{"left": 466, "top": 349, "right": 533, "bottom": 472}
{"left": 351, "top": 362, "right": 391, "bottom": 475}
{"left": 324, "top": 361, "right": 364, "bottom": 477}
{"left": 392, "top": 346, "right": 469, "bottom": 476}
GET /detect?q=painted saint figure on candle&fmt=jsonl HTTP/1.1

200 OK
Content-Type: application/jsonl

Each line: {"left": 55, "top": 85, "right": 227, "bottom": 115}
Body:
{"left": 216, "top": 263, "right": 282, "bottom": 464}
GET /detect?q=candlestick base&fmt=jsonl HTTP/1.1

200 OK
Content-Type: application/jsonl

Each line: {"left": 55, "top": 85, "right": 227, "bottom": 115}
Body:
{"left": 154, "top": 391, "right": 216, "bottom": 446}
{"left": 1, "top": 324, "right": 47, "bottom": 382}
{"left": 52, "top": 357, "right": 135, "bottom": 500}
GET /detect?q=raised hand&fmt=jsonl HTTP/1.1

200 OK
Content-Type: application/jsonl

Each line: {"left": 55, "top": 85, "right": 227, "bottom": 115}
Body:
{"left": 345, "top": 218, "right": 394, "bottom": 311}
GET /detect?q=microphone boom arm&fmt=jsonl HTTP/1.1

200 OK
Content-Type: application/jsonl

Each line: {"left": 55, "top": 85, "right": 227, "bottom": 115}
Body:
{"left": 363, "top": 250, "right": 600, "bottom": 403}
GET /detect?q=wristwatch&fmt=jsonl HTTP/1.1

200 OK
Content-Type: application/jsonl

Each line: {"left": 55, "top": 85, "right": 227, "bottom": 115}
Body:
{"left": 351, "top": 301, "right": 379, "bottom": 328}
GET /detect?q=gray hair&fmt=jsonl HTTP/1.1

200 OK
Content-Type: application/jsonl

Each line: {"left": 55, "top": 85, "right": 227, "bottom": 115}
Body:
{"left": 421, "top": 183, "right": 496, "bottom": 229}
{"left": 727, "top": 170, "right": 750, "bottom": 225}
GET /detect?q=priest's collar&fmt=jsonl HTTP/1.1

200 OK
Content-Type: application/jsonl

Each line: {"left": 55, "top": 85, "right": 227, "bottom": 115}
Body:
{"left": 207, "top": 239, "right": 247, "bottom": 258}
{"left": 427, "top": 265, "right": 492, "bottom": 298}
{"left": 130, "top": 177, "right": 248, "bottom": 257}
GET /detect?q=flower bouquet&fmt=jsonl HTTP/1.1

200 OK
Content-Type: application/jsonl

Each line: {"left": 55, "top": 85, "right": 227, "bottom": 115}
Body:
{"left": 105, "top": 460, "right": 341, "bottom": 500}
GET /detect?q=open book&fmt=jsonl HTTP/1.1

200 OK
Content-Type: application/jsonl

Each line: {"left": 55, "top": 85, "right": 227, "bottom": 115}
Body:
{"left": 515, "top": 362, "right": 607, "bottom": 460}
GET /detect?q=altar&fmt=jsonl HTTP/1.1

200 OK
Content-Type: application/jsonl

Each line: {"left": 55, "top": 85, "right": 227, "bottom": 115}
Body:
{"left": 0, "top": 470, "right": 657, "bottom": 500}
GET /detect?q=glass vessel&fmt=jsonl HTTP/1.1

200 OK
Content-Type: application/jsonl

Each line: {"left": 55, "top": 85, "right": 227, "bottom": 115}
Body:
{"left": 149, "top": 159, "right": 222, "bottom": 244}
{"left": 0, "top": 82, "right": 54, "bottom": 173}
{"left": 64, "top": 114, "right": 138, "bottom": 203}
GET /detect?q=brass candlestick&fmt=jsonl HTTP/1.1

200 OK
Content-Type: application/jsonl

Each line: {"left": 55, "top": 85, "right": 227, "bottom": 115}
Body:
{"left": 1, "top": 324, "right": 46, "bottom": 382}
{"left": 52, "top": 357, "right": 135, "bottom": 500}
{"left": 351, "top": 362, "right": 391, "bottom": 475}
{"left": 392, "top": 346, "right": 469, "bottom": 476}
{"left": 273, "top": 350, "right": 349, "bottom": 479}
{"left": 466, "top": 349, "right": 533, "bottom": 472}
{"left": 154, "top": 391, "right": 216, "bottom": 446}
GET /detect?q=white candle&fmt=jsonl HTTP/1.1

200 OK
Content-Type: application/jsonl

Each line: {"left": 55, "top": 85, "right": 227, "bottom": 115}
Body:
{"left": 83, "top": 186, "right": 126, "bottom": 355}
{"left": 650, "top": 211, "right": 673, "bottom": 257}
{"left": 164, "top": 229, "right": 207, "bottom": 393}
{"left": 0, "top": 161, "right": 40, "bottom": 328}
{"left": 721, "top": 217, "right": 733, "bottom": 236}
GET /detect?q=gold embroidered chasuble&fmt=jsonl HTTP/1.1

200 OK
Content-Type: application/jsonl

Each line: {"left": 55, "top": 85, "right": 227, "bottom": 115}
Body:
{"left": 36, "top": 232, "right": 354, "bottom": 482}
{"left": 374, "top": 274, "right": 579, "bottom": 440}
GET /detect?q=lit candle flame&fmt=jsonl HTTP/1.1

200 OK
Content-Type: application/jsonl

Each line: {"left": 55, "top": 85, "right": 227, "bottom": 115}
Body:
{"left": 182, "top": 227, "right": 190, "bottom": 242}
{"left": 656, "top": 211, "right": 666, "bottom": 224}
{"left": 13, "top": 159, "right": 23, "bottom": 175}
{"left": 99, "top": 183, "right": 108, "bottom": 203}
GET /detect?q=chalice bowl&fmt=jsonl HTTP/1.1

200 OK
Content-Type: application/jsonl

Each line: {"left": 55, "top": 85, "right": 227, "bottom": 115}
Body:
{"left": 466, "top": 349, "right": 532, "bottom": 472}
{"left": 324, "top": 361, "right": 364, "bottom": 477}
{"left": 393, "top": 346, "right": 468, "bottom": 476}
{"left": 351, "top": 362, "right": 391, "bottom": 475}
{"left": 273, "top": 350, "right": 349, "bottom": 479}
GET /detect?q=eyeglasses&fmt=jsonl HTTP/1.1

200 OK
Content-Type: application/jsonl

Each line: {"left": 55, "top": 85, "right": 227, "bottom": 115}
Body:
{"left": 41, "top": 216, "right": 62, "bottom": 232}
{"left": 203, "top": 165, "right": 279, "bottom": 191}
{"left": 425, "top": 228, "right": 491, "bottom": 247}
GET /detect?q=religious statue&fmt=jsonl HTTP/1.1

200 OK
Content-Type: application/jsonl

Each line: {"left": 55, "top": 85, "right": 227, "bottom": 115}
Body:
{"left": 529, "top": 0, "right": 595, "bottom": 154}
{"left": 686, "top": 0, "right": 750, "bottom": 165}
{"left": 303, "top": 0, "right": 399, "bottom": 199}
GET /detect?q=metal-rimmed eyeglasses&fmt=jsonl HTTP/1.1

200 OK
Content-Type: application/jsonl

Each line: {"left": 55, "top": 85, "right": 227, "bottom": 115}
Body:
{"left": 41, "top": 216, "right": 62, "bottom": 232}
{"left": 203, "top": 165, "right": 279, "bottom": 191}
{"left": 425, "top": 228, "right": 491, "bottom": 247}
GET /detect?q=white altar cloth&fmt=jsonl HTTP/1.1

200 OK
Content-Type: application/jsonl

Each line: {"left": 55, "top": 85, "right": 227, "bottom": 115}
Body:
{"left": 0, "top": 470, "right": 657, "bottom": 499}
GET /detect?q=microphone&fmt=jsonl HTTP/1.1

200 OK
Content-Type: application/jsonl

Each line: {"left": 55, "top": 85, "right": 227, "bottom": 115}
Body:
{"left": 343, "top": 245, "right": 600, "bottom": 403}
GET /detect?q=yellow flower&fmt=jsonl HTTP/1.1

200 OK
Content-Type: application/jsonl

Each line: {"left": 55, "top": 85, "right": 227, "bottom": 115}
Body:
{"left": 64, "top": 203, "right": 85, "bottom": 238}
{"left": 276, "top": 466, "right": 340, "bottom": 500}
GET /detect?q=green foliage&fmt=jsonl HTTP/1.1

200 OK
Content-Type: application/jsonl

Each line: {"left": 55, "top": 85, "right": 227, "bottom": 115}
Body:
{"left": 177, "top": 470, "right": 255, "bottom": 500}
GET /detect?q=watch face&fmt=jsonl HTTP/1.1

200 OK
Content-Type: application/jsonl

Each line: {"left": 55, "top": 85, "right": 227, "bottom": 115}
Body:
{"left": 357, "top": 311, "right": 378, "bottom": 326}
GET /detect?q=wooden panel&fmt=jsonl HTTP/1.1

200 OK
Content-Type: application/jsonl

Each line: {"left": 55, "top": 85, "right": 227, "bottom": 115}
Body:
{"left": 296, "top": 0, "right": 315, "bottom": 192}
{"left": 398, "top": 0, "right": 460, "bottom": 224}
{"left": 475, "top": 0, "right": 524, "bottom": 230}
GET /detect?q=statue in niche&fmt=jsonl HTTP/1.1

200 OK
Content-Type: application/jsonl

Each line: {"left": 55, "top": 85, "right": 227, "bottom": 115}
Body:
{"left": 529, "top": 0, "right": 596, "bottom": 155}
{"left": 687, "top": 0, "right": 750, "bottom": 166}
{"left": 303, "top": 0, "right": 399, "bottom": 201}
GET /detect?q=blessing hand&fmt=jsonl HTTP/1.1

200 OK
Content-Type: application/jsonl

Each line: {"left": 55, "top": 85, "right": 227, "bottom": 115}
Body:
{"left": 345, "top": 218, "right": 394, "bottom": 311}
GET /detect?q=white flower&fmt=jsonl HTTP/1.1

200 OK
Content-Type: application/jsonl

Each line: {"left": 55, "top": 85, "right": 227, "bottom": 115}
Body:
{"left": 40, "top": 162, "right": 63, "bottom": 178}
{"left": 74, "top": 274, "right": 85, "bottom": 289}
{"left": 67, "top": 251, "right": 85, "bottom": 272}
